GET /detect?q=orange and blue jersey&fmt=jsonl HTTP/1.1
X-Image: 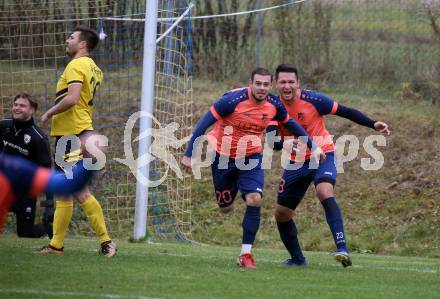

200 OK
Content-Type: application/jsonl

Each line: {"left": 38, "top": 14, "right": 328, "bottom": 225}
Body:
{"left": 273, "top": 89, "right": 338, "bottom": 161}
{"left": 0, "top": 154, "right": 93, "bottom": 233}
{"left": 0, "top": 154, "right": 51, "bottom": 233}
{"left": 185, "top": 87, "right": 313, "bottom": 159}
{"left": 0, "top": 154, "right": 51, "bottom": 199}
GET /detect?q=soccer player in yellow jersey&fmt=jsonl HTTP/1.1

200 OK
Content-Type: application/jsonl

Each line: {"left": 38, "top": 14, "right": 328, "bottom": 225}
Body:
{"left": 38, "top": 25, "right": 116, "bottom": 257}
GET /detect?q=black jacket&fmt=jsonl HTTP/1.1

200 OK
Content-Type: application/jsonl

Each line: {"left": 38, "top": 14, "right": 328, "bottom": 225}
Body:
{"left": 0, "top": 117, "right": 51, "bottom": 167}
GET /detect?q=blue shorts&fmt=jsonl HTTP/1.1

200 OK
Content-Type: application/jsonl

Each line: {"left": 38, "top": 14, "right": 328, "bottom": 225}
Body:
{"left": 211, "top": 152, "right": 264, "bottom": 208}
{"left": 277, "top": 152, "right": 337, "bottom": 210}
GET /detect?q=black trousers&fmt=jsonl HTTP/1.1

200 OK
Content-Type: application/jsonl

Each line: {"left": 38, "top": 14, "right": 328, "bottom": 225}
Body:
{"left": 11, "top": 196, "right": 52, "bottom": 238}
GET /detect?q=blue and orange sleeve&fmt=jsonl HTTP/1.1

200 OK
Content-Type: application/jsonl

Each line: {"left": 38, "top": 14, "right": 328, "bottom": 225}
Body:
{"left": 0, "top": 154, "right": 92, "bottom": 199}
{"left": 309, "top": 91, "right": 338, "bottom": 115}
{"left": 0, "top": 155, "right": 40, "bottom": 197}
{"left": 0, "top": 173, "right": 14, "bottom": 234}
{"left": 30, "top": 168, "right": 51, "bottom": 198}
{"left": 184, "top": 110, "right": 218, "bottom": 157}
{"left": 184, "top": 93, "right": 239, "bottom": 157}
{"left": 283, "top": 119, "right": 316, "bottom": 149}
{"left": 212, "top": 92, "right": 240, "bottom": 118}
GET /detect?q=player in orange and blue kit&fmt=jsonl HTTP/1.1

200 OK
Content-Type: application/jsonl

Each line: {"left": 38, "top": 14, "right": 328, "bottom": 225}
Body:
{"left": 181, "top": 67, "right": 325, "bottom": 270}
{"left": 0, "top": 154, "right": 93, "bottom": 235}
{"left": 268, "top": 64, "right": 390, "bottom": 268}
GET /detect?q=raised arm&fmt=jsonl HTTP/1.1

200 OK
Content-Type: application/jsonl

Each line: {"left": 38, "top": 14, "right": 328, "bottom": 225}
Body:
{"left": 335, "top": 104, "right": 390, "bottom": 135}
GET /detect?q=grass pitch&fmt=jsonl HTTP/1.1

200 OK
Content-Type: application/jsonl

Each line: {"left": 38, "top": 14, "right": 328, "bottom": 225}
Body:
{"left": 0, "top": 237, "right": 439, "bottom": 299}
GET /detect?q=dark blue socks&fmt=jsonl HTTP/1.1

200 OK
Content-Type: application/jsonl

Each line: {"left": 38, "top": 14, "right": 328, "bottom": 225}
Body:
{"left": 321, "top": 197, "right": 347, "bottom": 251}
{"left": 242, "top": 206, "right": 260, "bottom": 244}
{"left": 277, "top": 219, "right": 305, "bottom": 262}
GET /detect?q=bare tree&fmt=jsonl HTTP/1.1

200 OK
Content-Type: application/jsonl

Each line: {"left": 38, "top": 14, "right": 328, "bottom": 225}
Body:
{"left": 421, "top": 0, "right": 440, "bottom": 42}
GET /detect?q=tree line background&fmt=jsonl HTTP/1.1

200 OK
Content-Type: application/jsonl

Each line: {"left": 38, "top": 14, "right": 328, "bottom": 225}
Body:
{"left": 190, "top": 0, "right": 440, "bottom": 102}
{"left": 1, "top": 0, "right": 439, "bottom": 100}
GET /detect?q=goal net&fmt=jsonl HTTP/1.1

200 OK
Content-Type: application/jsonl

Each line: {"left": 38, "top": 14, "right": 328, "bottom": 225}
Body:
{"left": 0, "top": 0, "right": 193, "bottom": 240}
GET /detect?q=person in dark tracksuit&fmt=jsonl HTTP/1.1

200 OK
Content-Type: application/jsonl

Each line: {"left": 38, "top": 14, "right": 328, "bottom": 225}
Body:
{"left": 0, "top": 93, "right": 54, "bottom": 238}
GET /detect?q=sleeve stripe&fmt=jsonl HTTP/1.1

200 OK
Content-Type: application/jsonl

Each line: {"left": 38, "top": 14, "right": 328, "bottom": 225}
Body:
{"left": 55, "top": 87, "right": 68, "bottom": 98}
{"left": 67, "top": 80, "right": 83, "bottom": 85}
{"left": 330, "top": 102, "right": 338, "bottom": 115}
{"left": 210, "top": 106, "right": 222, "bottom": 120}
{"left": 267, "top": 121, "right": 278, "bottom": 127}
{"left": 29, "top": 168, "right": 51, "bottom": 198}
{"left": 280, "top": 115, "right": 290, "bottom": 124}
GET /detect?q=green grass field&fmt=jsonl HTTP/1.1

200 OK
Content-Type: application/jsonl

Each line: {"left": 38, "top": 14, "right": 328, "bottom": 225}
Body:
{"left": 1, "top": 236, "right": 439, "bottom": 299}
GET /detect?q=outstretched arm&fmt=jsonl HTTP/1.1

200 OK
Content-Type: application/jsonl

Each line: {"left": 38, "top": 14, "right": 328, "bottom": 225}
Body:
{"left": 282, "top": 118, "right": 315, "bottom": 149}
{"left": 183, "top": 110, "right": 217, "bottom": 158}
{"left": 181, "top": 110, "right": 217, "bottom": 170}
{"left": 0, "top": 154, "right": 93, "bottom": 198}
{"left": 335, "top": 104, "right": 390, "bottom": 134}
{"left": 0, "top": 155, "right": 93, "bottom": 234}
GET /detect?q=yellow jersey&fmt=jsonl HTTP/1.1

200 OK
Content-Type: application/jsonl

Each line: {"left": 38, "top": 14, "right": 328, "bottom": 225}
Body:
{"left": 50, "top": 56, "right": 103, "bottom": 136}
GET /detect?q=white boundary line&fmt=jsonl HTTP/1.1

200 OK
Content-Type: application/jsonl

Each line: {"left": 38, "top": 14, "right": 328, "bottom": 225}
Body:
{"left": 0, "top": 288, "right": 160, "bottom": 299}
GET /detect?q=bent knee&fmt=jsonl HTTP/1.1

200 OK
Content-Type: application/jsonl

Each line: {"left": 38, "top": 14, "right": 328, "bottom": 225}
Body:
{"left": 75, "top": 188, "right": 91, "bottom": 203}
{"left": 245, "top": 193, "right": 262, "bottom": 207}
{"left": 274, "top": 205, "right": 295, "bottom": 222}
{"left": 315, "top": 182, "right": 334, "bottom": 201}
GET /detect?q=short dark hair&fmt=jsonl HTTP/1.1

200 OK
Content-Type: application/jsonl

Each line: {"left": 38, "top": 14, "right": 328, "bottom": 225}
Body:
{"left": 74, "top": 25, "right": 99, "bottom": 52}
{"left": 251, "top": 67, "right": 273, "bottom": 82}
{"left": 275, "top": 64, "right": 299, "bottom": 81}
{"left": 14, "top": 92, "right": 38, "bottom": 111}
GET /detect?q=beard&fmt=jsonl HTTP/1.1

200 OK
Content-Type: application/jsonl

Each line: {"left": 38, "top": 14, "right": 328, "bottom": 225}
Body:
{"left": 251, "top": 91, "right": 267, "bottom": 102}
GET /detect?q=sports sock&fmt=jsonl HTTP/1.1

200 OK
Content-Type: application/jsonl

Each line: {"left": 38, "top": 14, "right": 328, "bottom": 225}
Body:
{"left": 241, "top": 206, "right": 260, "bottom": 251}
{"left": 80, "top": 194, "right": 111, "bottom": 244}
{"left": 276, "top": 219, "right": 305, "bottom": 261}
{"left": 321, "top": 197, "right": 347, "bottom": 251}
{"left": 240, "top": 244, "right": 252, "bottom": 255}
{"left": 49, "top": 200, "right": 73, "bottom": 249}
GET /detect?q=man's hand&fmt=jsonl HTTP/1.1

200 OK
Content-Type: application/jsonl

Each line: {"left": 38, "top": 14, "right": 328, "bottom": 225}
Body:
{"left": 374, "top": 121, "right": 390, "bottom": 135}
{"left": 311, "top": 147, "right": 326, "bottom": 164}
{"left": 40, "top": 112, "right": 51, "bottom": 127}
{"left": 181, "top": 155, "right": 192, "bottom": 173}
{"left": 283, "top": 138, "right": 299, "bottom": 152}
